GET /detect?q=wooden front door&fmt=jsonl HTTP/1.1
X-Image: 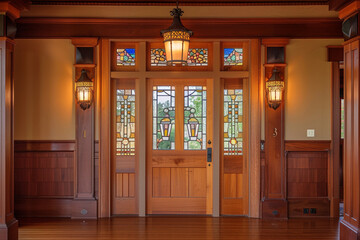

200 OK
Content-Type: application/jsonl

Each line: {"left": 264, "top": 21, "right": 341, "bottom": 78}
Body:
{"left": 147, "top": 79, "right": 213, "bottom": 214}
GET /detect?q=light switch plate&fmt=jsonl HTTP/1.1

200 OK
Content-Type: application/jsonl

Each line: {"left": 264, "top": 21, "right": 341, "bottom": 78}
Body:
{"left": 307, "top": 129, "right": 315, "bottom": 137}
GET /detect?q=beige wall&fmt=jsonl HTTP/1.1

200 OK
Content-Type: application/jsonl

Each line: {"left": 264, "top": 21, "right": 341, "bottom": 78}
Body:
{"left": 14, "top": 39, "right": 75, "bottom": 140}
{"left": 285, "top": 39, "right": 343, "bottom": 140}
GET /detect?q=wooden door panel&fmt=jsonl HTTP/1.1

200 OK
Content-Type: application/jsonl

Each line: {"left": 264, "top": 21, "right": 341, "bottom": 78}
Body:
{"left": 151, "top": 198, "right": 206, "bottom": 214}
{"left": 171, "top": 168, "right": 188, "bottom": 197}
{"left": 224, "top": 174, "right": 237, "bottom": 198}
{"left": 147, "top": 79, "right": 212, "bottom": 214}
{"left": 221, "top": 78, "right": 248, "bottom": 215}
{"left": 189, "top": 168, "right": 207, "bottom": 198}
{"left": 152, "top": 168, "right": 171, "bottom": 197}
{"left": 111, "top": 79, "right": 138, "bottom": 215}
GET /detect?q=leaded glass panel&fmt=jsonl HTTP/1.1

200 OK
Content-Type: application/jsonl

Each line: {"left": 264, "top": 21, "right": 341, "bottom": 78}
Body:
{"left": 150, "top": 48, "right": 208, "bottom": 67}
{"left": 116, "top": 89, "right": 136, "bottom": 155}
{"left": 152, "top": 86, "right": 176, "bottom": 150}
{"left": 224, "top": 48, "right": 243, "bottom": 66}
{"left": 184, "top": 86, "right": 207, "bottom": 150}
{"left": 117, "top": 48, "right": 136, "bottom": 66}
{"left": 224, "top": 89, "right": 243, "bottom": 155}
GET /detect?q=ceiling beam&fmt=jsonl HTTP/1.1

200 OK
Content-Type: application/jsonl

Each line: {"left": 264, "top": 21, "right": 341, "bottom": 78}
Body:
{"left": 15, "top": 17, "right": 343, "bottom": 39}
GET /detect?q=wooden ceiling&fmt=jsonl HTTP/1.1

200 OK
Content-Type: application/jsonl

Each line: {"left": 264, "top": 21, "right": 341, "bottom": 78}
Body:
{"left": 30, "top": 0, "right": 329, "bottom": 6}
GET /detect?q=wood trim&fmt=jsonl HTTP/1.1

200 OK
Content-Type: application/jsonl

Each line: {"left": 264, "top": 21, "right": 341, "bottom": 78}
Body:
{"left": 327, "top": 46, "right": 344, "bottom": 62}
{"left": 329, "top": 0, "right": 355, "bottom": 11}
{"left": 72, "top": 37, "right": 99, "bottom": 47}
{"left": 330, "top": 61, "right": 341, "bottom": 218}
{"left": 99, "top": 38, "right": 111, "bottom": 218}
{"left": 338, "top": 0, "right": 360, "bottom": 20}
{"left": 31, "top": 0, "right": 328, "bottom": 6}
{"left": 15, "top": 17, "right": 343, "bottom": 39}
{"left": 284, "top": 140, "right": 331, "bottom": 152}
{"left": 249, "top": 39, "right": 261, "bottom": 218}
{"left": 15, "top": 198, "right": 73, "bottom": 218}
{"left": 261, "top": 38, "right": 290, "bottom": 47}
{"left": 14, "top": 140, "right": 75, "bottom": 152}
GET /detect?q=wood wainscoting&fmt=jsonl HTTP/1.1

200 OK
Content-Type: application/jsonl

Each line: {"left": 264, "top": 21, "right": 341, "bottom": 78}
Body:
{"left": 285, "top": 140, "right": 331, "bottom": 218}
{"left": 14, "top": 140, "right": 99, "bottom": 218}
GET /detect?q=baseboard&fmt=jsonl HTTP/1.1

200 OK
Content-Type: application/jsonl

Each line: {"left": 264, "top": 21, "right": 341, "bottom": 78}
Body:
{"left": 0, "top": 218, "right": 18, "bottom": 240}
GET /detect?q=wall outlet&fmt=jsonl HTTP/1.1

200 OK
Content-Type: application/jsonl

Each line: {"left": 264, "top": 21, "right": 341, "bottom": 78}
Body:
{"left": 307, "top": 129, "right": 315, "bottom": 137}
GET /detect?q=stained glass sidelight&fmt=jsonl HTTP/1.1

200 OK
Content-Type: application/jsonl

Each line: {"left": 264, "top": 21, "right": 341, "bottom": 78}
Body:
{"left": 117, "top": 48, "right": 136, "bottom": 66}
{"left": 224, "top": 48, "right": 243, "bottom": 66}
{"left": 224, "top": 89, "right": 243, "bottom": 155}
{"left": 150, "top": 48, "right": 208, "bottom": 67}
{"left": 184, "top": 86, "right": 207, "bottom": 150}
{"left": 153, "top": 86, "right": 176, "bottom": 150}
{"left": 116, "top": 89, "right": 136, "bottom": 155}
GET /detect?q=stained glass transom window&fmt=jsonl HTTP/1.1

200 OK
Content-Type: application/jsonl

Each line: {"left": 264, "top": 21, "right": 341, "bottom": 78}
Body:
{"left": 224, "top": 89, "right": 243, "bottom": 155}
{"left": 150, "top": 48, "right": 208, "bottom": 67}
{"left": 153, "top": 86, "right": 176, "bottom": 150}
{"left": 224, "top": 48, "right": 243, "bottom": 66}
{"left": 184, "top": 86, "right": 207, "bottom": 150}
{"left": 116, "top": 89, "right": 136, "bottom": 155}
{"left": 117, "top": 48, "right": 136, "bottom": 66}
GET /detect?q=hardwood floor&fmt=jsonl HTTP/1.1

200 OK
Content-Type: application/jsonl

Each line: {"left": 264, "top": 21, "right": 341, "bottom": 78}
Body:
{"left": 18, "top": 217, "right": 340, "bottom": 240}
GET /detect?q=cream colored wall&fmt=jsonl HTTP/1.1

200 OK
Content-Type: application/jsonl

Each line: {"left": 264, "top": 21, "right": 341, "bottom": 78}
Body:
{"left": 14, "top": 39, "right": 75, "bottom": 140}
{"left": 285, "top": 39, "right": 343, "bottom": 140}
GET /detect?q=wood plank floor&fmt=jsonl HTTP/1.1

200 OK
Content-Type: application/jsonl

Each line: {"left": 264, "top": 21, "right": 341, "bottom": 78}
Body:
{"left": 19, "top": 217, "right": 340, "bottom": 240}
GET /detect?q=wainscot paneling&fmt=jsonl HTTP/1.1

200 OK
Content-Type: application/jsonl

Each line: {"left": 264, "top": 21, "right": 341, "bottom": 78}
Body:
{"left": 14, "top": 140, "right": 76, "bottom": 217}
{"left": 285, "top": 140, "right": 331, "bottom": 218}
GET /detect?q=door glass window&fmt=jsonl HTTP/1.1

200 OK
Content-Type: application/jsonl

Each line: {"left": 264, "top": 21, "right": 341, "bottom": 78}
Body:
{"left": 184, "top": 86, "right": 207, "bottom": 150}
{"left": 223, "top": 89, "right": 243, "bottom": 155}
{"left": 152, "top": 86, "right": 176, "bottom": 150}
{"left": 116, "top": 89, "right": 136, "bottom": 155}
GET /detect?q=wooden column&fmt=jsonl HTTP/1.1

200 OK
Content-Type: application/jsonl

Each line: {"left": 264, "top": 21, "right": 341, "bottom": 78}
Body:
{"left": 261, "top": 38, "right": 289, "bottom": 219}
{"left": 338, "top": 1, "right": 360, "bottom": 238}
{"left": 0, "top": 1, "right": 28, "bottom": 239}
{"left": 71, "top": 38, "right": 98, "bottom": 219}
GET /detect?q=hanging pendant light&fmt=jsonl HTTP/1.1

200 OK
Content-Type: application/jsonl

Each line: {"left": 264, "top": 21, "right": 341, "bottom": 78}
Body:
{"left": 265, "top": 68, "right": 285, "bottom": 110}
{"left": 161, "top": 0, "right": 193, "bottom": 66}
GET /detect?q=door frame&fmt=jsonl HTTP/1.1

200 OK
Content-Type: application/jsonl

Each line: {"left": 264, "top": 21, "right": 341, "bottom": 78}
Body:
{"left": 98, "top": 39, "right": 261, "bottom": 218}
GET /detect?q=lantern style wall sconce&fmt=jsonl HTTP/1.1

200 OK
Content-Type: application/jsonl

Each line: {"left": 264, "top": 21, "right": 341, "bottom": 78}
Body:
{"left": 265, "top": 68, "right": 285, "bottom": 110}
{"left": 75, "top": 69, "right": 94, "bottom": 110}
{"left": 161, "top": 1, "right": 193, "bottom": 66}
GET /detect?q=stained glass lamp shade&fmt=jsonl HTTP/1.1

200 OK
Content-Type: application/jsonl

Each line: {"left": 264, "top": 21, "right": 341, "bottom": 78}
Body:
{"left": 161, "top": 6, "right": 193, "bottom": 66}
{"left": 75, "top": 69, "right": 94, "bottom": 110}
{"left": 266, "top": 68, "right": 284, "bottom": 110}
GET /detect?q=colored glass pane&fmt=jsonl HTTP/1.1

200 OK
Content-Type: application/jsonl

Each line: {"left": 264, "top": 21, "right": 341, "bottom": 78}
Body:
{"left": 224, "top": 89, "right": 243, "bottom": 155}
{"left": 184, "top": 86, "right": 207, "bottom": 150}
{"left": 117, "top": 48, "right": 136, "bottom": 66}
{"left": 341, "top": 98, "right": 344, "bottom": 139}
{"left": 151, "top": 48, "right": 167, "bottom": 66}
{"left": 150, "top": 48, "right": 208, "bottom": 66}
{"left": 153, "top": 86, "right": 176, "bottom": 150}
{"left": 224, "top": 48, "right": 243, "bottom": 66}
{"left": 116, "top": 89, "right": 136, "bottom": 155}
{"left": 187, "top": 48, "right": 208, "bottom": 66}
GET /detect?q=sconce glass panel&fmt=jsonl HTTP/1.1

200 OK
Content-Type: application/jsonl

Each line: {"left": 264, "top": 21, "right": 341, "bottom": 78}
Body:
{"left": 224, "top": 48, "right": 243, "bottom": 66}
{"left": 223, "top": 89, "right": 243, "bottom": 155}
{"left": 184, "top": 86, "right": 207, "bottom": 150}
{"left": 116, "top": 89, "right": 136, "bottom": 155}
{"left": 116, "top": 48, "right": 136, "bottom": 66}
{"left": 152, "top": 86, "right": 176, "bottom": 150}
